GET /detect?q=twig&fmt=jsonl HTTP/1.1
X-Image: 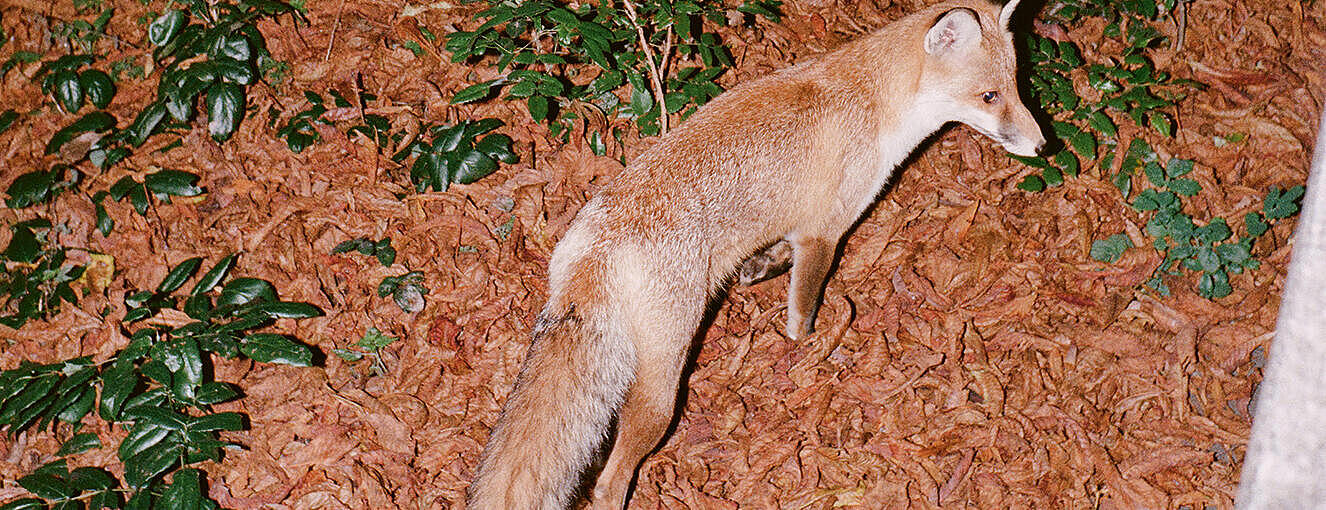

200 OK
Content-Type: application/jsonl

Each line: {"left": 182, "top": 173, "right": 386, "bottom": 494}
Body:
{"left": 324, "top": 0, "right": 346, "bottom": 61}
{"left": 621, "top": 1, "right": 670, "bottom": 135}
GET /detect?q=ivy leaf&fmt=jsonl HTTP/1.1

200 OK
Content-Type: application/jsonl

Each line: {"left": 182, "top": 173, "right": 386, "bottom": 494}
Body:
{"left": 46, "top": 111, "right": 116, "bottom": 155}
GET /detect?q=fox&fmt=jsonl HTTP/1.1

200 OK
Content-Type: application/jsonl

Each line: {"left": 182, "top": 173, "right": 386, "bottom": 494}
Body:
{"left": 466, "top": 0, "right": 1046, "bottom": 507}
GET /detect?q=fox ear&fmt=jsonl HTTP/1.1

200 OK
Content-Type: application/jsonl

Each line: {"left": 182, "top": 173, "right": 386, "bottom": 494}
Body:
{"left": 999, "top": 0, "right": 1022, "bottom": 28}
{"left": 924, "top": 8, "right": 980, "bottom": 56}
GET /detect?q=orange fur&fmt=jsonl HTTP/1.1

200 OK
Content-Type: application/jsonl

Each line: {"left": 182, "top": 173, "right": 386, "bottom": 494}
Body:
{"left": 468, "top": 1, "right": 1044, "bottom": 508}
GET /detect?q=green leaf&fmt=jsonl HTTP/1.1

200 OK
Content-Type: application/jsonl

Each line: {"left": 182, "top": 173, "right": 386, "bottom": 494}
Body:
{"left": 205, "top": 82, "right": 245, "bottom": 142}
{"left": 128, "top": 100, "right": 168, "bottom": 146}
{"left": 193, "top": 382, "right": 239, "bottom": 405}
{"left": 1016, "top": 174, "right": 1046, "bottom": 192}
{"left": 53, "top": 69, "right": 84, "bottom": 113}
{"left": 357, "top": 327, "right": 398, "bottom": 351}
{"left": 1196, "top": 246, "right": 1221, "bottom": 272}
{"left": 1143, "top": 161, "right": 1166, "bottom": 186}
{"left": 1264, "top": 185, "right": 1305, "bottom": 220}
{"left": 1198, "top": 270, "right": 1232, "bottom": 299}
{"left": 160, "top": 468, "right": 203, "bottom": 510}
{"left": 1149, "top": 111, "right": 1173, "bottom": 137}
{"left": 453, "top": 149, "right": 498, "bottom": 184}
{"left": 476, "top": 133, "right": 518, "bottom": 163}
{"left": 452, "top": 79, "right": 499, "bottom": 104}
{"left": 1167, "top": 178, "right": 1200, "bottom": 196}
{"left": 79, "top": 69, "right": 116, "bottom": 109}
{"left": 148, "top": 10, "right": 187, "bottom": 46}
{"left": 145, "top": 169, "right": 204, "bottom": 198}
{"left": 159, "top": 257, "right": 204, "bottom": 294}
{"left": 1165, "top": 158, "right": 1195, "bottom": 178}
{"left": 1245, "top": 212, "right": 1270, "bottom": 237}
{"left": 18, "top": 472, "right": 71, "bottom": 499}
{"left": 249, "top": 301, "right": 323, "bottom": 319}
{"left": 98, "top": 359, "right": 137, "bottom": 421}
{"left": 123, "top": 441, "right": 179, "bottom": 488}
{"left": 190, "top": 411, "right": 244, "bottom": 432}
{"left": 57, "top": 432, "right": 101, "bottom": 456}
{"left": 1087, "top": 110, "right": 1117, "bottom": 138}
{"left": 4, "top": 169, "right": 58, "bottom": 209}
{"left": 240, "top": 334, "right": 314, "bottom": 366}
{"left": 190, "top": 254, "right": 237, "bottom": 296}
{"left": 0, "top": 110, "right": 18, "bottom": 135}
{"left": 527, "top": 94, "right": 550, "bottom": 122}
{"left": 217, "top": 278, "right": 276, "bottom": 307}
{"left": 46, "top": 111, "right": 116, "bottom": 155}
{"left": 1216, "top": 243, "right": 1251, "bottom": 265}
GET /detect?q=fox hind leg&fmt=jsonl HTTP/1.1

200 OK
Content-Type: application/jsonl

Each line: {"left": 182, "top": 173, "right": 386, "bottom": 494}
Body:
{"left": 587, "top": 321, "right": 694, "bottom": 509}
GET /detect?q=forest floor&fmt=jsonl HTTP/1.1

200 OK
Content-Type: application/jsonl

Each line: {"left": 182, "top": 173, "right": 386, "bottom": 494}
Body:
{"left": 1, "top": 0, "right": 1323, "bottom": 508}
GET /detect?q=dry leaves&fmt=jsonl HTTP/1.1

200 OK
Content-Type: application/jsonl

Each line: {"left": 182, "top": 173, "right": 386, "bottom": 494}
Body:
{"left": 1, "top": 0, "right": 1322, "bottom": 508}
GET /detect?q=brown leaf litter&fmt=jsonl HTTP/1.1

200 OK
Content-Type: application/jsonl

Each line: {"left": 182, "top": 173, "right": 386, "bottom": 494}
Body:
{"left": 1, "top": 0, "right": 1323, "bottom": 508}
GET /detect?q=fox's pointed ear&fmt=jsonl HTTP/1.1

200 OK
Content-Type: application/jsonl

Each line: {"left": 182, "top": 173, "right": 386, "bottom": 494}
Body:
{"left": 924, "top": 8, "right": 980, "bottom": 55}
{"left": 999, "top": 0, "right": 1022, "bottom": 28}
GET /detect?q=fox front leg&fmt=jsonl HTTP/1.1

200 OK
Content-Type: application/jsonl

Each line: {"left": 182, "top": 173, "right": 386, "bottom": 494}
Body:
{"left": 786, "top": 237, "right": 834, "bottom": 339}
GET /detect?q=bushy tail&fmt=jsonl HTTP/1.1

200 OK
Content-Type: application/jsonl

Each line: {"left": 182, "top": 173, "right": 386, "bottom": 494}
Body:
{"left": 467, "top": 302, "right": 635, "bottom": 509}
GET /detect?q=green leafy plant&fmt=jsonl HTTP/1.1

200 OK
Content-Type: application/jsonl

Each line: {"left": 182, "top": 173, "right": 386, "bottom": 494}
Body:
{"left": 446, "top": 0, "right": 781, "bottom": 140}
{"left": 142, "top": 0, "right": 303, "bottom": 143}
{"left": 0, "top": 254, "right": 321, "bottom": 509}
{"left": 0, "top": 220, "right": 87, "bottom": 329}
{"left": 333, "top": 327, "right": 399, "bottom": 376}
{"left": 273, "top": 90, "right": 339, "bottom": 153}
{"left": 52, "top": 6, "right": 115, "bottom": 53}
{"left": 377, "top": 271, "right": 428, "bottom": 314}
{"left": 331, "top": 238, "right": 429, "bottom": 313}
{"left": 1090, "top": 139, "right": 1304, "bottom": 298}
{"left": 391, "top": 119, "right": 518, "bottom": 193}
{"left": 1014, "top": 0, "right": 1194, "bottom": 191}
{"left": 35, "top": 54, "right": 116, "bottom": 115}
{"left": 333, "top": 236, "right": 396, "bottom": 267}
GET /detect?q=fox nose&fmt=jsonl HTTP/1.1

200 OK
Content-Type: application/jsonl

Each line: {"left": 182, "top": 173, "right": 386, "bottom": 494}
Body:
{"left": 1032, "top": 138, "right": 1046, "bottom": 155}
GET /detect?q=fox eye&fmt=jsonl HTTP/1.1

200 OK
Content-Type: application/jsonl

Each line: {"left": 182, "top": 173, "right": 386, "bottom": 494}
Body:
{"left": 981, "top": 90, "right": 999, "bottom": 104}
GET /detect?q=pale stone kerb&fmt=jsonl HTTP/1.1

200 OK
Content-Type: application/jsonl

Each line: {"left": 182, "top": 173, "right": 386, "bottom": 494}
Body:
{"left": 1236, "top": 106, "right": 1326, "bottom": 509}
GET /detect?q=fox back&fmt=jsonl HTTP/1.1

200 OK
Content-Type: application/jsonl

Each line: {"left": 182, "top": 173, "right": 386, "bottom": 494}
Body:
{"left": 467, "top": 1, "right": 1044, "bottom": 508}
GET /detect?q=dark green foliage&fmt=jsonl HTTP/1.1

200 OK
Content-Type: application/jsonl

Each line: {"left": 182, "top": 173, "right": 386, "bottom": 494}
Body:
{"left": 446, "top": 0, "right": 781, "bottom": 140}
{"left": 333, "top": 327, "right": 399, "bottom": 376}
{"left": 332, "top": 236, "right": 396, "bottom": 267}
{"left": 0, "top": 254, "right": 321, "bottom": 508}
{"left": 377, "top": 270, "right": 428, "bottom": 313}
{"left": 1093, "top": 141, "right": 1303, "bottom": 299}
{"left": 0, "top": 220, "right": 86, "bottom": 329}
{"left": 392, "top": 119, "right": 518, "bottom": 193}
{"left": 1017, "top": 0, "right": 1195, "bottom": 190}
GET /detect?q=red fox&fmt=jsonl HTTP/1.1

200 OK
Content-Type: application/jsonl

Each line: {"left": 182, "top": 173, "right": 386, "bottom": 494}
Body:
{"left": 467, "top": 0, "right": 1045, "bottom": 507}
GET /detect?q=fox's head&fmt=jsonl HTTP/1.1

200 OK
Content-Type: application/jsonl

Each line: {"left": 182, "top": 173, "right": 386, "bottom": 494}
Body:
{"left": 918, "top": 0, "right": 1046, "bottom": 157}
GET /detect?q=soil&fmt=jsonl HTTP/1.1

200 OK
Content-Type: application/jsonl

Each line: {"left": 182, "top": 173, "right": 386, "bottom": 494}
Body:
{"left": 1, "top": 0, "right": 1323, "bottom": 508}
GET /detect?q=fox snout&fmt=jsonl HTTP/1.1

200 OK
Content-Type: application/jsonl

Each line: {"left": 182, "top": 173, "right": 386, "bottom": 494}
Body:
{"left": 1001, "top": 128, "right": 1046, "bottom": 157}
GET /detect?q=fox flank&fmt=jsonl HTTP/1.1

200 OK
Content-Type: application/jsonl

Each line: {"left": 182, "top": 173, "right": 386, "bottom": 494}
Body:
{"left": 466, "top": 0, "right": 1046, "bottom": 508}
